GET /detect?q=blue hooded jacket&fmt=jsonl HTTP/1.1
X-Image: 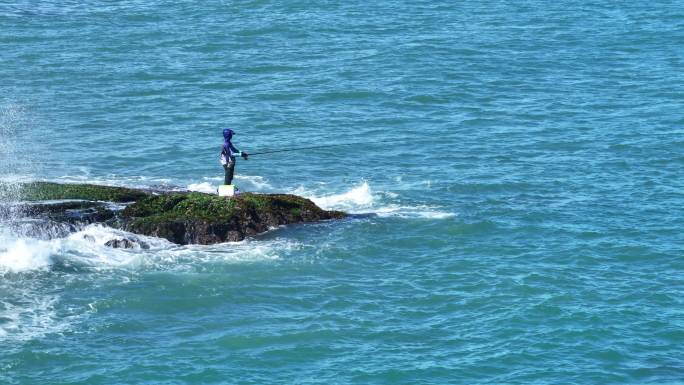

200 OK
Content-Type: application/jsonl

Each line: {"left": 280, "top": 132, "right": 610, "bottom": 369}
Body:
{"left": 222, "top": 128, "right": 240, "bottom": 158}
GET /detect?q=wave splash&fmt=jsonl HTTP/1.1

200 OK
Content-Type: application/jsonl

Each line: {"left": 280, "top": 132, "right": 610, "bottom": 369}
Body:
{"left": 0, "top": 223, "right": 298, "bottom": 275}
{"left": 0, "top": 236, "right": 55, "bottom": 273}
{"left": 294, "top": 181, "right": 456, "bottom": 219}
{"left": 0, "top": 224, "right": 300, "bottom": 343}
{"left": 304, "top": 182, "right": 375, "bottom": 211}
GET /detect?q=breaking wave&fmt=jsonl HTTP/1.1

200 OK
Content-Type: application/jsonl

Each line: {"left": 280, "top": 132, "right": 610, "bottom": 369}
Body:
{"left": 293, "top": 181, "right": 456, "bottom": 219}
{"left": 0, "top": 224, "right": 301, "bottom": 275}
{"left": 0, "top": 224, "right": 302, "bottom": 342}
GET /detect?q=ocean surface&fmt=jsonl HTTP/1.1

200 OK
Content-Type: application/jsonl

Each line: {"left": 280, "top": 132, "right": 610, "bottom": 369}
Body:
{"left": 1, "top": 1, "right": 683, "bottom": 384}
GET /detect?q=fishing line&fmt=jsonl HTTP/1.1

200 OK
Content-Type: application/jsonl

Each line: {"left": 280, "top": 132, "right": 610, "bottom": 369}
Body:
{"left": 249, "top": 138, "right": 403, "bottom": 156}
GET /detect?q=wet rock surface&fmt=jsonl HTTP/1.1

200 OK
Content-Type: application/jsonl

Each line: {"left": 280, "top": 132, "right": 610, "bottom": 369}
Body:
{"left": 4, "top": 182, "right": 346, "bottom": 245}
{"left": 104, "top": 238, "right": 148, "bottom": 249}
{"left": 21, "top": 201, "right": 116, "bottom": 224}
{"left": 121, "top": 192, "right": 345, "bottom": 244}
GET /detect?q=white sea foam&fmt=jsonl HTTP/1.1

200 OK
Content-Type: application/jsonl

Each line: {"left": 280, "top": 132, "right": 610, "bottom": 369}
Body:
{"left": 0, "top": 220, "right": 299, "bottom": 275}
{"left": 0, "top": 236, "right": 55, "bottom": 273}
{"left": 187, "top": 182, "right": 216, "bottom": 194}
{"left": 156, "top": 238, "right": 298, "bottom": 269}
{"left": 300, "top": 182, "right": 375, "bottom": 211}
{"left": 293, "top": 181, "right": 456, "bottom": 219}
{"left": 0, "top": 224, "right": 172, "bottom": 274}
{"left": 0, "top": 174, "right": 36, "bottom": 185}
{"left": 0, "top": 292, "right": 67, "bottom": 342}
{"left": 189, "top": 174, "right": 274, "bottom": 193}
{"left": 234, "top": 175, "right": 273, "bottom": 191}
{"left": 374, "top": 204, "right": 457, "bottom": 219}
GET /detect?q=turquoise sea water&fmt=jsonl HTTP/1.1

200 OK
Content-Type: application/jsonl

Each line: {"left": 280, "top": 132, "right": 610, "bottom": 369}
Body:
{"left": 2, "top": 1, "right": 684, "bottom": 384}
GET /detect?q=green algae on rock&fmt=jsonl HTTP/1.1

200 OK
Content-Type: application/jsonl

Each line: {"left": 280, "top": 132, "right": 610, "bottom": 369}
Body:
{"left": 17, "top": 182, "right": 149, "bottom": 202}
{"left": 122, "top": 192, "right": 346, "bottom": 244}
{"left": 6, "top": 182, "right": 346, "bottom": 245}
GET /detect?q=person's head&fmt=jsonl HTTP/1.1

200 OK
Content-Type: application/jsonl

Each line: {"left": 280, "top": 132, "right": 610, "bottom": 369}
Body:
{"left": 223, "top": 128, "right": 234, "bottom": 141}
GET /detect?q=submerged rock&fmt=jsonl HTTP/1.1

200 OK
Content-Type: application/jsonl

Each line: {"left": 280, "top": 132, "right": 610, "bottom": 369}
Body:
{"left": 7, "top": 182, "right": 346, "bottom": 245}
{"left": 1, "top": 200, "right": 116, "bottom": 239}
{"left": 22, "top": 200, "right": 116, "bottom": 224}
{"left": 104, "top": 238, "right": 148, "bottom": 249}
{"left": 10, "top": 219, "right": 78, "bottom": 240}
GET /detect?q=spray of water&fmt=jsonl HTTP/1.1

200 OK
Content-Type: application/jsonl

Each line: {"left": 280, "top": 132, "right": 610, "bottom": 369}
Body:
{"left": 0, "top": 103, "right": 30, "bottom": 221}
{"left": 1, "top": 102, "right": 39, "bottom": 197}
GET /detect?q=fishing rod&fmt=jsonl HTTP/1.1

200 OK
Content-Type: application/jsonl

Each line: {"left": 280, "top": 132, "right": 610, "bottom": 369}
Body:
{"left": 249, "top": 138, "right": 402, "bottom": 156}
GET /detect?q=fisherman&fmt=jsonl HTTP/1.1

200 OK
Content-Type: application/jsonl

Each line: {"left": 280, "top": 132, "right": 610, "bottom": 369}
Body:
{"left": 220, "top": 128, "right": 248, "bottom": 185}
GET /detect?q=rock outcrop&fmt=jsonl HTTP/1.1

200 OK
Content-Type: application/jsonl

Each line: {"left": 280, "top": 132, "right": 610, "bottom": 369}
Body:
{"left": 4, "top": 182, "right": 345, "bottom": 245}
{"left": 121, "top": 191, "right": 345, "bottom": 244}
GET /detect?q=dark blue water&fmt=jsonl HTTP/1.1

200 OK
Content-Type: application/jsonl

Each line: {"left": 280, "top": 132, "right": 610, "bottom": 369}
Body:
{"left": 2, "top": 1, "right": 683, "bottom": 384}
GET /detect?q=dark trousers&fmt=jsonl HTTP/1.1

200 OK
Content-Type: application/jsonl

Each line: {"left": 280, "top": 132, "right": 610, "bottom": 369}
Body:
{"left": 223, "top": 160, "right": 235, "bottom": 185}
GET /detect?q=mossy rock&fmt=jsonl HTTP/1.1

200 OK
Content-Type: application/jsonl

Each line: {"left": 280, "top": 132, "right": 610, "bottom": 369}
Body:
{"left": 123, "top": 192, "right": 237, "bottom": 221}
{"left": 15, "top": 182, "right": 149, "bottom": 202}
{"left": 122, "top": 192, "right": 345, "bottom": 244}
{"left": 5, "top": 181, "right": 346, "bottom": 245}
